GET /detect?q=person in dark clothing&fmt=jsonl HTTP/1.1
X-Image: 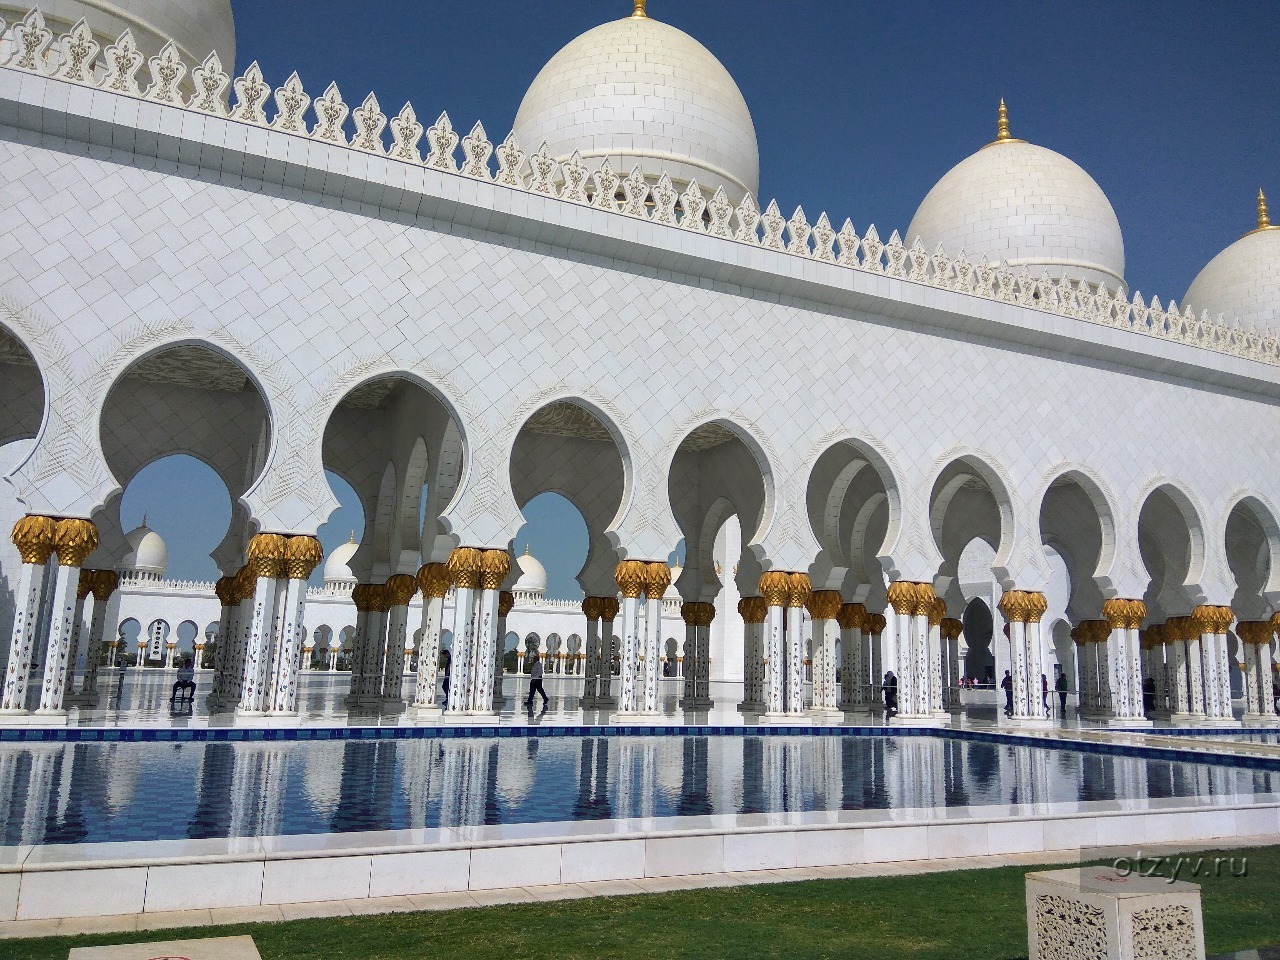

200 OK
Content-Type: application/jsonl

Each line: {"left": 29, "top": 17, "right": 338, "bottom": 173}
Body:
{"left": 441, "top": 648, "right": 452, "bottom": 702}
{"left": 1055, "top": 672, "right": 1068, "bottom": 715}
{"left": 1142, "top": 676, "right": 1156, "bottom": 714}
{"left": 526, "top": 656, "right": 549, "bottom": 709}
{"left": 1000, "top": 670, "right": 1013, "bottom": 717}
{"left": 882, "top": 671, "right": 897, "bottom": 717}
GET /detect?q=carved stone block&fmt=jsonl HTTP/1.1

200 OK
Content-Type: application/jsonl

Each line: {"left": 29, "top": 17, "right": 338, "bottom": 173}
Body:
{"left": 1026, "top": 868, "right": 1204, "bottom": 960}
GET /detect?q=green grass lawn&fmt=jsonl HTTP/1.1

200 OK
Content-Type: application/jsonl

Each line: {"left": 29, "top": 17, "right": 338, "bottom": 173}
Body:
{"left": 5, "top": 846, "right": 1277, "bottom": 960}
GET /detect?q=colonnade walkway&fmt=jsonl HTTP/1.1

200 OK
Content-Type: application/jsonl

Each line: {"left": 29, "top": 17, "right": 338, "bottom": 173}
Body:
{"left": 15, "top": 670, "right": 1277, "bottom": 753}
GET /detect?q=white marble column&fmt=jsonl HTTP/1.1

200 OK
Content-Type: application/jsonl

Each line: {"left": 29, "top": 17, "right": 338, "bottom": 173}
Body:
{"left": 61, "top": 569, "right": 94, "bottom": 701}
{"left": 785, "top": 574, "right": 810, "bottom": 716}
{"left": 380, "top": 573, "right": 419, "bottom": 706}
{"left": 411, "top": 563, "right": 451, "bottom": 717}
{"left": 238, "top": 534, "right": 288, "bottom": 715}
{"left": 268, "top": 536, "right": 323, "bottom": 715}
{"left": 613, "top": 561, "right": 647, "bottom": 714}
{"left": 445, "top": 548, "right": 483, "bottom": 715}
{"left": 679, "top": 602, "right": 697, "bottom": 708}
{"left": 759, "top": 573, "right": 790, "bottom": 716}
{"left": 738, "top": 596, "right": 766, "bottom": 712}
{"left": 837, "top": 603, "right": 863, "bottom": 711}
{"left": 469, "top": 550, "right": 510, "bottom": 715}
{"left": 641, "top": 562, "right": 670, "bottom": 714}
{"left": 941, "top": 618, "right": 963, "bottom": 710}
{"left": 1238, "top": 620, "right": 1274, "bottom": 723}
{"left": 76, "top": 570, "right": 119, "bottom": 706}
{"left": 867, "top": 614, "right": 885, "bottom": 712}
{"left": 493, "top": 590, "right": 513, "bottom": 709}
{"left": 583, "top": 597, "right": 602, "bottom": 707}
{"left": 597, "top": 598, "right": 619, "bottom": 707}
{"left": 807, "top": 591, "right": 841, "bottom": 718}
{"left": 37, "top": 519, "right": 99, "bottom": 715}
{"left": 1, "top": 516, "right": 57, "bottom": 714}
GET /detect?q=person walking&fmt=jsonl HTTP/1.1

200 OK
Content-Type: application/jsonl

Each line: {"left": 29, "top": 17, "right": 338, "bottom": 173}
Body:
{"left": 1055, "top": 671, "right": 1068, "bottom": 716}
{"left": 1041, "top": 673, "right": 1049, "bottom": 714}
{"left": 526, "top": 655, "right": 548, "bottom": 710}
{"left": 882, "top": 671, "right": 897, "bottom": 718}
{"left": 1000, "top": 670, "right": 1013, "bottom": 718}
{"left": 441, "top": 648, "right": 452, "bottom": 702}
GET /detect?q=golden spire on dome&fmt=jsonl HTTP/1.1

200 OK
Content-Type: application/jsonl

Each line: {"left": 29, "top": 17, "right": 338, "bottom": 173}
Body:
{"left": 983, "top": 99, "right": 1024, "bottom": 148}
{"left": 1246, "top": 188, "right": 1277, "bottom": 236}
{"left": 631, "top": 0, "right": 648, "bottom": 18}
{"left": 348, "top": 531, "right": 355, "bottom": 544}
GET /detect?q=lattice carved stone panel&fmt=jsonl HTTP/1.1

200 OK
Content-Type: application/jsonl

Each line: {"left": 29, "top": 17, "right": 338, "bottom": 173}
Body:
{"left": 1131, "top": 904, "right": 1197, "bottom": 960}
{"left": 1035, "top": 894, "right": 1109, "bottom": 960}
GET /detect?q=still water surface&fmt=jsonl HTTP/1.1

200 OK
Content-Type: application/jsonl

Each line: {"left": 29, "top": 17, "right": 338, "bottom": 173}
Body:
{"left": 0, "top": 735, "right": 1274, "bottom": 845}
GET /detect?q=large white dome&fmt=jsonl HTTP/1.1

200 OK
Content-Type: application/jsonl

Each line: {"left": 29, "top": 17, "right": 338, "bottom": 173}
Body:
{"left": 513, "top": 547, "right": 547, "bottom": 595}
{"left": 1184, "top": 193, "right": 1280, "bottom": 335}
{"left": 907, "top": 106, "right": 1125, "bottom": 290}
{"left": 512, "top": 4, "right": 759, "bottom": 204}
{"left": 0, "top": 0, "right": 235, "bottom": 67}
{"left": 323, "top": 535, "right": 359, "bottom": 584}
{"left": 120, "top": 520, "right": 166, "bottom": 577}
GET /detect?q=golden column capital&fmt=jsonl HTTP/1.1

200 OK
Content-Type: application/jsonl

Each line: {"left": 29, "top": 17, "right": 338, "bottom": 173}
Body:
{"left": 1191, "top": 604, "right": 1233, "bottom": 635}
{"left": 11, "top": 514, "right": 56, "bottom": 564}
{"left": 1237, "top": 620, "right": 1271, "bottom": 645}
{"left": 928, "top": 596, "right": 946, "bottom": 627}
{"left": 283, "top": 535, "right": 324, "bottom": 580}
{"left": 1270, "top": 611, "right": 1280, "bottom": 634}
{"left": 479, "top": 549, "right": 512, "bottom": 591}
{"left": 836, "top": 602, "right": 867, "bottom": 631}
{"left": 416, "top": 562, "right": 453, "bottom": 599}
{"left": 384, "top": 573, "right": 418, "bottom": 607}
{"left": 758, "top": 572, "right": 791, "bottom": 607}
{"left": 76, "top": 567, "right": 96, "bottom": 600}
{"left": 53, "top": 517, "right": 98, "bottom": 567}
{"left": 446, "top": 547, "right": 484, "bottom": 590}
{"left": 644, "top": 561, "right": 672, "bottom": 599}
{"left": 247, "top": 533, "right": 289, "bottom": 579}
{"left": 614, "top": 560, "right": 648, "bottom": 599}
{"left": 215, "top": 575, "right": 236, "bottom": 607}
{"left": 582, "top": 596, "right": 602, "bottom": 620}
{"left": 886, "top": 580, "right": 925, "bottom": 615}
{"left": 91, "top": 569, "right": 120, "bottom": 603}
{"left": 680, "top": 601, "right": 698, "bottom": 625}
{"left": 498, "top": 591, "right": 515, "bottom": 618}
{"left": 368, "top": 583, "right": 393, "bottom": 614}
{"left": 1023, "top": 591, "right": 1047, "bottom": 624}
{"left": 940, "top": 617, "right": 964, "bottom": 641}
{"left": 232, "top": 565, "right": 256, "bottom": 603}
{"left": 785, "top": 573, "right": 812, "bottom": 609}
{"left": 738, "top": 596, "right": 767, "bottom": 624}
{"left": 599, "top": 597, "right": 620, "bottom": 621}
{"left": 866, "top": 612, "right": 887, "bottom": 636}
{"left": 1103, "top": 598, "right": 1146, "bottom": 630}
{"left": 351, "top": 583, "right": 373, "bottom": 613}
{"left": 807, "top": 590, "right": 842, "bottom": 621}
{"left": 998, "top": 590, "right": 1029, "bottom": 623}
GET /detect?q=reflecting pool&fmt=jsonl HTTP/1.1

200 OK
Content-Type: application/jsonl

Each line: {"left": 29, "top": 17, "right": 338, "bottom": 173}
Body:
{"left": 0, "top": 734, "right": 1275, "bottom": 845}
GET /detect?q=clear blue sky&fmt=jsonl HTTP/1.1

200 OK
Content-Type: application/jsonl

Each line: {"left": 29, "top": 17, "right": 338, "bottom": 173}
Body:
{"left": 121, "top": 1, "right": 1278, "bottom": 592}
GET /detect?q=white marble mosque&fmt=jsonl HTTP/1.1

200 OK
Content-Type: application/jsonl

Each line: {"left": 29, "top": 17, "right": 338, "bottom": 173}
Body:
{"left": 0, "top": 0, "right": 1279, "bottom": 730}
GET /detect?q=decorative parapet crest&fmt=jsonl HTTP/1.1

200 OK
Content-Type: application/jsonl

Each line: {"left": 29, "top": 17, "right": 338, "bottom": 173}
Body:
{"left": 0, "top": 7, "right": 1274, "bottom": 367}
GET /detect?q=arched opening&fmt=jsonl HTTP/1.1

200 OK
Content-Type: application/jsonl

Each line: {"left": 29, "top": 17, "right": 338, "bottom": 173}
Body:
{"left": 175, "top": 621, "right": 199, "bottom": 658}
{"left": 312, "top": 470, "right": 365, "bottom": 587}
{"left": 669, "top": 421, "right": 771, "bottom": 695}
{"left": 116, "top": 454, "right": 232, "bottom": 582}
{"left": 512, "top": 491, "right": 588, "bottom": 601}
{"left": 1039, "top": 473, "right": 1112, "bottom": 624}
{"left": 510, "top": 399, "right": 627, "bottom": 598}
{"left": 322, "top": 374, "right": 466, "bottom": 585}
{"left": 962, "top": 596, "right": 994, "bottom": 683}
{"left": 1138, "top": 485, "right": 1203, "bottom": 623}
{"left": 100, "top": 344, "right": 270, "bottom": 583}
{"left": 1225, "top": 497, "right": 1278, "bottom": 622}
{"left": 806, "top": 439, "right": 900, "bottom": 608}
{"left": 930, "top": 457, "right": 1011, "bottom": 607}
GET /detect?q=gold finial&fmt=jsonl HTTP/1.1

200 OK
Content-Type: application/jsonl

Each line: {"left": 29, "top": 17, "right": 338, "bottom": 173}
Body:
{"left": 348, "top": 530, "right": 355, "bottom": 544}
{"left": 996, "top": 99, "right": 1011, "bottom": 142}
{"left": 524, "top": 544, "right": 530, "bottom": 556}
{"left": 1247, "top": 188, "right": 1277, "bottom": 236}
{"left": 141, "top": 513, "right": 148, "bottom": 527}
{"left": 631, "top": 0, "right": 648, "bottom": 18}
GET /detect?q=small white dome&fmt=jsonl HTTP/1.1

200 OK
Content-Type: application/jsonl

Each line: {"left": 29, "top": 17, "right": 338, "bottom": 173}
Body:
{"left": 907, "top": 106, "right": 1125, "bottom": 290}
{"left": 513, "top": 547, "right": 547, "bottom": 595}
{"left": 1, "top": 0, "right": 235, "bottom": 67}
{"left": 323, "top": 535, "right": 359, "bottom": 584}
{"left": 512, "top": 5, "right": 759, "bottom": 204}
{"left": 1184, "top": 194, "right": 1280, "bottom": 335}
{"left": 120, "top": 520, "right": 166, "bottom": 576}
